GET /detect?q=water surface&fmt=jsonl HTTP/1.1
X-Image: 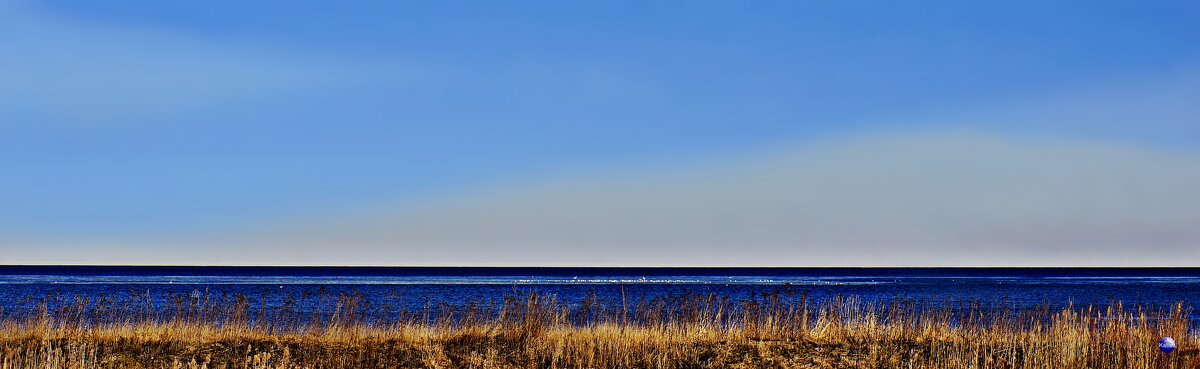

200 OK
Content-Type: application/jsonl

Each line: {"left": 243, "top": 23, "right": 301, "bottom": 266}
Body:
{"left": 2, "top": 266, "right": 1198, "bottom": 322}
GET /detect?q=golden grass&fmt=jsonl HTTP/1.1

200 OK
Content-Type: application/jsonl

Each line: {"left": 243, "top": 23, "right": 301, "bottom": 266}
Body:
{"left": 0, "top": 292, "right": 1196, "bottom": 368}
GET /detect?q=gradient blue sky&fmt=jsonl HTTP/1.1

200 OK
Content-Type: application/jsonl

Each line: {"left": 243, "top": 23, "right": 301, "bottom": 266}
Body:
{"left": 2, "top": 0, "right": 1198, "bottom": 265}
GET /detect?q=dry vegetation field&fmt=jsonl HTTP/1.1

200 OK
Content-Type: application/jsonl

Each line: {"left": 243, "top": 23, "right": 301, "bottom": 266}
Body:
{"left": 1, "top": 292, "right": 1196, "bottom": 368}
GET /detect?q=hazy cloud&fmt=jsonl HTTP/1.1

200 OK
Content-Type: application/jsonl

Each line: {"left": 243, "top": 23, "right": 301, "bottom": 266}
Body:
{"left": 18, "top": 132, "right": 1195, "bottom": 266}
{"left": 236, "top": 133, "right": 1196, "bottom": 267}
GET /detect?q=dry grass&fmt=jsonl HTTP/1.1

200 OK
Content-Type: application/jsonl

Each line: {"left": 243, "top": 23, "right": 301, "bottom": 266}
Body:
{"left": 0, "top": 292, "right": 1196, "bottom": 368}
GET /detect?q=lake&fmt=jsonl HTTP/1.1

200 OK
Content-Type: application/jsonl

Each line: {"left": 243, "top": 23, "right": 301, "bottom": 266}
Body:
{"left": 2, "top": 266, "right": 1199, "bottom": 324}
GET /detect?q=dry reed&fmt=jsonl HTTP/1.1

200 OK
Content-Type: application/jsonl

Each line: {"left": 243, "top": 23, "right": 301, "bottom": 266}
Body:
{"left": 0, "top": 291, "right": 1195, "bottom": 368}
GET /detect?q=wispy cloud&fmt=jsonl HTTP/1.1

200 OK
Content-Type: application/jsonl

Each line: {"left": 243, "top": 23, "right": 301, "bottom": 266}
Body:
{"left": 0, "top": 1, "right": 395, "bottom": 124}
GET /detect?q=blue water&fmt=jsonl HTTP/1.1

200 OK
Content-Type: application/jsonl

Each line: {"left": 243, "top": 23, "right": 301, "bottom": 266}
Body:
{"left": 2, "top": 266, "right": 1198, "bottom": 323}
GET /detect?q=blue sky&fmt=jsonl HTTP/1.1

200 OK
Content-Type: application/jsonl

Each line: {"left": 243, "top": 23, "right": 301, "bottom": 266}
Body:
{"left": 2, "top": 1, "right": 1198, "bottom": 265}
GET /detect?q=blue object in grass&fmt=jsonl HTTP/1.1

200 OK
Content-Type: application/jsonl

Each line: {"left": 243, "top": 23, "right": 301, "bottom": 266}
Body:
{"left": 1159, "top": 337, "right": 1176, "bottom": 353}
